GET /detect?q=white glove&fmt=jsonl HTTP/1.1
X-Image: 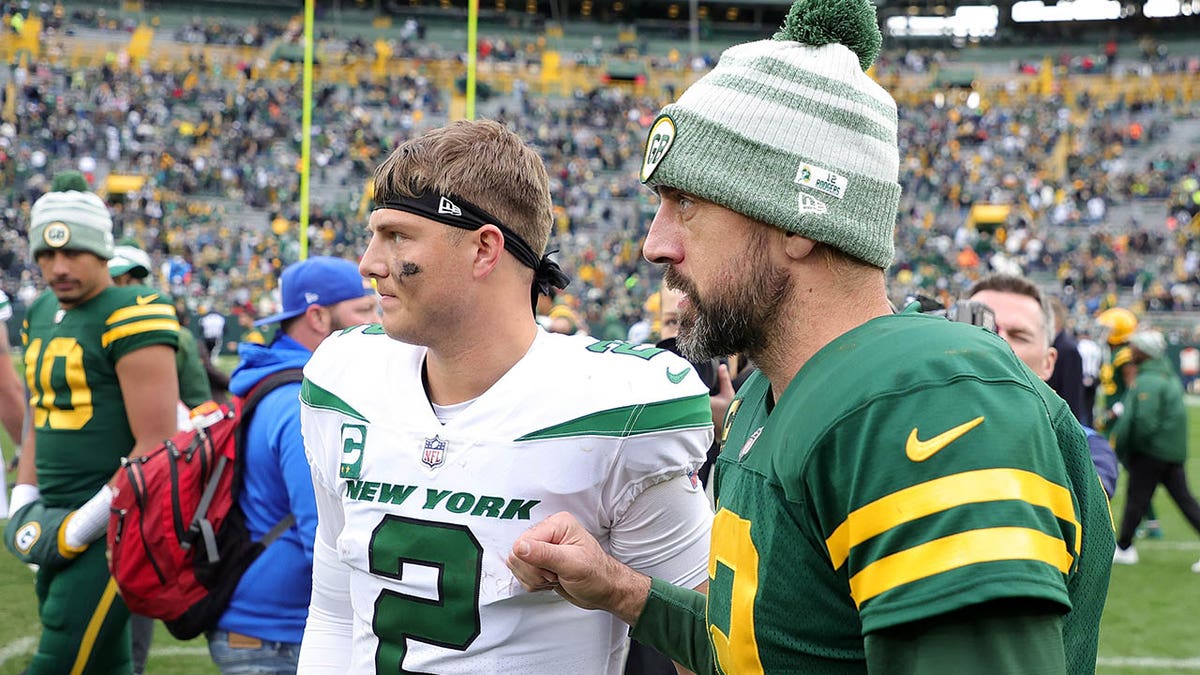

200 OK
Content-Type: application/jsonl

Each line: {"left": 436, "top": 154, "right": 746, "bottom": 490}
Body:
{"left": 1111, "top": 402, "right": 1125, "bottom": 418}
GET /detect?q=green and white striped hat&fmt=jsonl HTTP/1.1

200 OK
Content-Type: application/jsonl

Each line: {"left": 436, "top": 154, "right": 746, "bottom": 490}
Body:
{"left": 29, "top": 190, "right": 115, "bottom": 260}
{"left": 640, "top": 0, "right": 900, "bottom": 269}
{"left": 108, "top": 244, "right": 153, "bottom": 279}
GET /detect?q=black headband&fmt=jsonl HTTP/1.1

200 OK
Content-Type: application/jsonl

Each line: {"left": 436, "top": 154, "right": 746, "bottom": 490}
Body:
{"left": 373, "top": 191, "right": 570, "bottom": 307}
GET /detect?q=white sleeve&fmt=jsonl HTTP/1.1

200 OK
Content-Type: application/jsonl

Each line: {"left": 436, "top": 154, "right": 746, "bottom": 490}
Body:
{"left": 602, "top": 423, "right": 712, "bottom": 523}
{"left": 299, "top": 407, "right": 354, "bottom": 672}
{"left": 607, "top": 473, "right": 713, "bottom": 590}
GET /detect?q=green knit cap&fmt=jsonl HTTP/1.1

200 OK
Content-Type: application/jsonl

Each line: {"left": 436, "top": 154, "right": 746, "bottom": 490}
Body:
{"left": 640, "top": 0, "right": 899, "bottom": 268}
{"left": 29, "top": 190, "right": 115, "bottom": 260}
{"left": 50, "top": 170, "right": 90, "bottom": 192}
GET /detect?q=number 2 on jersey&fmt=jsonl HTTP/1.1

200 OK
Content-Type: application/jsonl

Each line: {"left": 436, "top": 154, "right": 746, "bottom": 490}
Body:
{"left": 370, "top": 516, "right": 483, "bottom": 674}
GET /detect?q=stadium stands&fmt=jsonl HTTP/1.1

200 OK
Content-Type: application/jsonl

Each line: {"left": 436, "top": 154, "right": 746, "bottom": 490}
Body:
{"left": 1, "top": 0, "right": 1198, "bottom": 347}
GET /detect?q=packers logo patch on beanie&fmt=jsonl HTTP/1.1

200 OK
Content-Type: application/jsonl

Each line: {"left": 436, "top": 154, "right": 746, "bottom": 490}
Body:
{"left": 43, "top": 222, "right": 72, "bottom": 248}
{"left": 641, "top": 115, "right": 676, "bottom": 182}
{"left": 29, "top": 190, "right": 115, "bottom": 260}
{"left": 640, "top": 0, "right": 900, "bottom": 269}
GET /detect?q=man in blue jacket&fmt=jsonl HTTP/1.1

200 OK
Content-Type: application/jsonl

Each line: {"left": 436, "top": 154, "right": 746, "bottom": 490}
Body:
{"left": 208, "top": 257, "right": 377, "bottom": 674}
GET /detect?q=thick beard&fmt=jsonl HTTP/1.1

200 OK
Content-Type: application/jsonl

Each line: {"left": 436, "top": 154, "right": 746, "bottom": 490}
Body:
{"left": 665, "top": 245, "right": 791, "bottom": 363}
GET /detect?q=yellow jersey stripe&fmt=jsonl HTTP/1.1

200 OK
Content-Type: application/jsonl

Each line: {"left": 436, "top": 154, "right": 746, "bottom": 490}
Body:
{"left": 1101, "top": 474, "right": 1115, "bottom": 530}
{"left": 849, "top": 526, "right": 1074, "bottom": 607}
{"left": 70, "top": 577, "right": 120, "bottom": 675}
{"left": 101, "top": 318, "right": 180, "bottom": 348}
{"left": 106, "top": 304, "right": 176, "bottom": 325}
{"left": 825, "top": 468, "right": 1079, "bottom": 570}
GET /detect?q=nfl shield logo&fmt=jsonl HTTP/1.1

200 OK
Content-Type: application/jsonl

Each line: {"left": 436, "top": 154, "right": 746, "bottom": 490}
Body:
{"left": 421, "top": 435, "right": 447, "bottom": 468}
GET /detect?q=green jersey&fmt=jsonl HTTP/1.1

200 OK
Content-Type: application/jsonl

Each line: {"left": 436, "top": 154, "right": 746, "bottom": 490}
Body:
{"left": 709, "top": 311, "right": 1112, "bottom": 674}
{"left": 22, "top": 286, "right": 179, "bottom": 507}
{"left": 175, "top": 328, "right": 212, "bottom": 408}
{"left": 126, "top": 284, "right": 212, "bottom": 408}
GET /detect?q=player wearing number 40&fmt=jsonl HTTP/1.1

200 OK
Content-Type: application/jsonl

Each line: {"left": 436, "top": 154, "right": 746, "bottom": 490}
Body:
{"left": 297, "top": 119, "right": 714, "bottom": 674}
{"left": 7, "top": 178, "right": 181, "bottom": 674}
{"left": 506, "top": 0, "right": 1113, "bottom": 673}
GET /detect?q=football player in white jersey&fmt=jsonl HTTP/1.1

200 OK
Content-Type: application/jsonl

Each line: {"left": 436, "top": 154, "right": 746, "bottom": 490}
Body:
{"left": 298, "top": 120, "right": 714, "bottom": 674}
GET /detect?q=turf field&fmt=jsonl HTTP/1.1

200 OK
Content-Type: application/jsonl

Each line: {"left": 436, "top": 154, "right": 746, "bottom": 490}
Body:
{"left": 1, "top": 358, "right": 1199, "bottom": 672}
{"left": 0, "top": 434, "right": 221, "bottom": 674}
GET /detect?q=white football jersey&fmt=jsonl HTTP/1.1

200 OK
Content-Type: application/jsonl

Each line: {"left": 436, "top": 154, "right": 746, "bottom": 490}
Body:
{"left": 300, "top": 326, "right": 714, "bottom": 674}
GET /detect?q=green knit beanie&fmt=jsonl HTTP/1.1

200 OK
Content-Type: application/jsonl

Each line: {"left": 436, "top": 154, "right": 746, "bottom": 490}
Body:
{"left": 640, "top": 0, "right": 900, "bottom": 269}
{"left": 50, "top": 170, "right": 90, "bottom": 192}
{"left": 29, "top": 190, "right": 115, "bottom": 260}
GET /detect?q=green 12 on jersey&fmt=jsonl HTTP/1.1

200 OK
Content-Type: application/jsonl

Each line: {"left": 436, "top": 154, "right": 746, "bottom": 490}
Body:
{"left": 370, "top": 515, "right": 483, "bottom": 674}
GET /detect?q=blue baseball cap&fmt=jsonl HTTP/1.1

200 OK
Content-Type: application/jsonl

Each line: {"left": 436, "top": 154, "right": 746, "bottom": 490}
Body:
{"left": 255, "top": 256, "right": 375, "bottom": 326}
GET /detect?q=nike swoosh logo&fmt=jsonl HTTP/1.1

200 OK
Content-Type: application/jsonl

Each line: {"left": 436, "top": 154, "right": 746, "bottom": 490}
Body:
{"left": 136, "top": 293, "right": 159, "bottom": 305}
{"left": 906, "top": 416, "right": 985, "bottom": 462}
{"left": 666, "top": 366, "right": 691, "bottom": 384}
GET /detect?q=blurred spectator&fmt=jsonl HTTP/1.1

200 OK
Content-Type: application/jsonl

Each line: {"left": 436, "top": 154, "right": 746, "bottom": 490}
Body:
{"left": 1111, "top": 330, "right": 1200, "bottom": 570}
{"left": 200, "top": 306, "right": 226, "bottom": 361}
{"left": 1077, "top": 329, "right": 1102, "bottom": 428}
{"left": 0, "top": 288, "right": 23, "bottom": 518}
{"left": 224, "top": 306, "right": 265, "bottom": 356}
{"left": 1047, "top": 295, "right": 1087, "bottom": 424}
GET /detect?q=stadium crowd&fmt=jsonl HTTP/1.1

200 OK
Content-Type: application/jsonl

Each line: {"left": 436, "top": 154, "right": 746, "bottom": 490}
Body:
{"left": 0, "top": 6, "right": 1198, "bottom": 344}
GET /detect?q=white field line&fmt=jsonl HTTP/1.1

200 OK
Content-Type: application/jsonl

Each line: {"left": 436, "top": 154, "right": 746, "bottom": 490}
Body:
{"left": 1131, "top": 540, "right": 1200, "bottom": 551}
{"left": 0, "top": 637, "right": 209, "bottom": 666}
{"left": 149, "top": 645, "right": 210, "bottom": 657}
{"left": 0, "top": 637, "right": 35, "bottom": 666}
{"left": 1097, "top": 656, "right": 1200, "bottom": 669}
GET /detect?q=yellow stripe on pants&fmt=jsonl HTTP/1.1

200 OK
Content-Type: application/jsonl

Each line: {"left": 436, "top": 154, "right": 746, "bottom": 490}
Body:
{"left": 70, "top": 578, "right": 119, "bottom": 675}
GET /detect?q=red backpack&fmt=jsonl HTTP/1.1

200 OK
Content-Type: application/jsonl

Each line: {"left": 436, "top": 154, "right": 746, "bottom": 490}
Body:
{"left": 107, "top": 369, "right": 303, "bottom": 640}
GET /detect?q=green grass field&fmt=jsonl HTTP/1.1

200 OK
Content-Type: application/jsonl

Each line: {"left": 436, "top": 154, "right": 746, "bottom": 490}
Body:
{"left": 0, "top": 355, "right": 234, "bottom": 674}
{"left": 1099, "top": 422, "right": 1200, "bottom": 675}
{"left": 1, "top": 359, "right": 1199, "bottom": 672}
{"left": 0, "top": 455, "right": 220, "bottom": 671}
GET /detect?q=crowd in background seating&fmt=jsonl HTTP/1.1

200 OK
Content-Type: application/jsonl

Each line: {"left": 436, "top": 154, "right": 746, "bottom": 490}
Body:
{"left": 2, "top": 6, "right": 1200, "bottom": 345}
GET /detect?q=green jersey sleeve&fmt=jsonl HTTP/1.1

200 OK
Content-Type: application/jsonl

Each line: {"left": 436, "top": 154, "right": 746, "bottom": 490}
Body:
{"left": 865, "top": 602, "right": 1066, "bottom": 674}
{"left": 630, "top": 578, "right": 715, "bottom": 675}
{"left": 805, "top": 373, "right": 1078, "bottom": 633}
{"left": 100, "top": 288, "right": 180, "bottom": 361}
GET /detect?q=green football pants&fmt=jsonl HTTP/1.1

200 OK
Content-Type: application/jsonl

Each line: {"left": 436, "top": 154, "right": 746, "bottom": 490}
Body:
{"left": 31, "top": 542, "right": 132, "bottom": 674}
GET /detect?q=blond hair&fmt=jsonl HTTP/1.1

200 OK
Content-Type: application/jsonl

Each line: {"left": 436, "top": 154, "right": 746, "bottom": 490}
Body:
{"left": 374, "top": 119, "right": 553, "bottom": 257}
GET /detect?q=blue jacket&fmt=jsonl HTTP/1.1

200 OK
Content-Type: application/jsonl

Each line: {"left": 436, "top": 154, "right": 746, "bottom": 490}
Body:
{"left": 1083, "top": 425, "right": 1118, "bottom": 499}
{"left": 218, "top": 334, "right": 317, "bottom": 643}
